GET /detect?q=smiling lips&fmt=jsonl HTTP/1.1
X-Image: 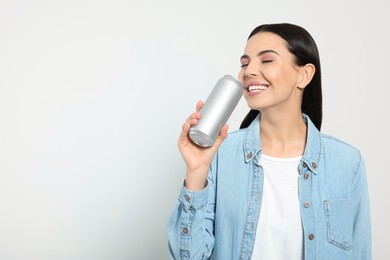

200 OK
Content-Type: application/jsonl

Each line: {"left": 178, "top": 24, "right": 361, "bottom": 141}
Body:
{"left": 247, "top": 84, "right": 269, "bottom": 93}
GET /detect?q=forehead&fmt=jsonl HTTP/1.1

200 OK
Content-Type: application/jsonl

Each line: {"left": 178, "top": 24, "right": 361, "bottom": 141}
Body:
{"left": 243, "top": 32, "right": 289, "bottom": 56}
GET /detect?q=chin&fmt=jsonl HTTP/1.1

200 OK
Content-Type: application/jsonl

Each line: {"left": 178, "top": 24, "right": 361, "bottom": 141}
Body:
{"left": 247, "top": 101, "right": 266, "bottom": 111}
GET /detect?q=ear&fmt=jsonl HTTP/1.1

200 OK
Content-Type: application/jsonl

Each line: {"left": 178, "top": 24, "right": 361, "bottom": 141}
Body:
{"left": 297, "top": 63, "right": 315, "bottom": 90}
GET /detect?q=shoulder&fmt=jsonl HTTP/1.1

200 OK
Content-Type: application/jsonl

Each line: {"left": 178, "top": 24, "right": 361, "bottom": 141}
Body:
{"left": 320, "top": 133, "right": 363, "bottom": 171}
{"left": 217, "top": 128, "right": 247, "bottom": 154}
{"left": 224, "top": 128, "right": 247, "bottom": 143}
{"left": 321, "top": 133, "right": 360, "bottom": 155}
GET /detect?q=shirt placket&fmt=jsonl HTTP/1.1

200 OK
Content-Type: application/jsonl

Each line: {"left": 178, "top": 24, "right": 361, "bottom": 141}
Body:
{"left": 240, "top": 151, "right": 263, "bottom": 260}
{"left": 299, "top": 160, "right": 317, "bottom": 259}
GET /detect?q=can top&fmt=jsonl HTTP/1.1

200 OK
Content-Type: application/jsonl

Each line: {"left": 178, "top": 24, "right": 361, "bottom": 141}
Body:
{"left": 221, "top": 75, "right": 243, "bottom": 87}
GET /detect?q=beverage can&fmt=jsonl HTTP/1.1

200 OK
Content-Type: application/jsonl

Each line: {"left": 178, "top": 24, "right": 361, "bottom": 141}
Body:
{"left": 189, "top": 75, "right": 243, "bottom": 147}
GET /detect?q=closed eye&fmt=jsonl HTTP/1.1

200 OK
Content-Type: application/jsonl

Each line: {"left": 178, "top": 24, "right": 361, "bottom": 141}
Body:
{"left": 262, "top": 60, "right": 273, "bottom": 63}
{"left": 240, "top": 64, "right": 248, "bottom": 68}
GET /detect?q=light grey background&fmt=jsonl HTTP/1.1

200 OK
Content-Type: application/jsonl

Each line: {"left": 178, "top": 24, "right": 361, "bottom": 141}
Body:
{"left": 0, "top": 0, "right": 389, "bottom": 259}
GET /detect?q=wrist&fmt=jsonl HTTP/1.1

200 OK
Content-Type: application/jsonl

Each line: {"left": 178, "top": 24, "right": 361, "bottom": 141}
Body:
{"left": 185, "top": 169, "right": 208, "bottom": 191}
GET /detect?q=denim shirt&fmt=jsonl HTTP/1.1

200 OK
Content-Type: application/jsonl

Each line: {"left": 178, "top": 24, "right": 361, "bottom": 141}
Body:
{"left": 167, "top": 114, "right": 371, "bottom": 260}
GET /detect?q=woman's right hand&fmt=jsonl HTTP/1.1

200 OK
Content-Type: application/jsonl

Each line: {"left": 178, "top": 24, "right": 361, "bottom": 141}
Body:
{"left": 178, "top": 100, "right": 229, "bottom": 190}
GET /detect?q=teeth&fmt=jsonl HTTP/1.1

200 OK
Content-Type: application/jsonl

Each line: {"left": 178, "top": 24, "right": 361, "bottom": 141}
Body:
{"left": 248, "top": 85, "right": 268, "bottom": 92}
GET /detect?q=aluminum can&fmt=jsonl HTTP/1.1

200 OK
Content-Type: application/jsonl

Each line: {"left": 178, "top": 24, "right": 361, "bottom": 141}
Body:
{"left": 189, "top": 75, "right": 243, "bottom": 147}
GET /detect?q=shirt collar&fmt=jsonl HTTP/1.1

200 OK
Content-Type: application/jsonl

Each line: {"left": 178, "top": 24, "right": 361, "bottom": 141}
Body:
{"left": 301, "top": 113, "right": 322, "bottom": 174}
{"left": 243, "top": 113, "right": 322, "bottom": 174}
{"left": 243, "top": 114, "right": 262, "bottom": 164}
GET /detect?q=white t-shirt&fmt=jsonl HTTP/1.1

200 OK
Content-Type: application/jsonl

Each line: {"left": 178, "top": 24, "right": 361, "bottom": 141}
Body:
{"left": 251, "top": 154, "right": 304, "bottom": 260}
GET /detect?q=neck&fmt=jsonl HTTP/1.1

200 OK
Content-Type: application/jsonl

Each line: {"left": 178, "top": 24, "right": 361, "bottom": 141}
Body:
{"left": 259, "top": 110, "right": 307, "bottom": 158}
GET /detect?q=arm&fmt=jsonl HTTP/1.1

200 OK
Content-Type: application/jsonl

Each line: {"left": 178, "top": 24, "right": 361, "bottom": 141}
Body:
{"left": 167, "top": 174, "right": 216, "bottom": 260}
{"left": 351, "top": 155, "right": 372, "bottom": 259}
{"left": 167, "top": 101, "right": 227, "bottom": 259}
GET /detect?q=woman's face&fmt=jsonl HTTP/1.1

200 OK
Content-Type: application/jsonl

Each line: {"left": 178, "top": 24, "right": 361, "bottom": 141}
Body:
{"left": 239, "top": 32, "right": 305, "bottom": 113}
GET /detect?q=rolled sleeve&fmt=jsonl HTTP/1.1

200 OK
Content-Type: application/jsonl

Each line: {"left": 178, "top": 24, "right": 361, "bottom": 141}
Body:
{"left": 168, "top": 180, "right": 214, "bottom": 260}
{"left": 179, "top": 181, "right": 210, "bottom": 211}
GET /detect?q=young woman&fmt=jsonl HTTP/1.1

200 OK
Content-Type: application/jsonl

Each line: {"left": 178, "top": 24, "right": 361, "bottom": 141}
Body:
{"left": 167, "top": 23, "right": 371, "bottom": 260}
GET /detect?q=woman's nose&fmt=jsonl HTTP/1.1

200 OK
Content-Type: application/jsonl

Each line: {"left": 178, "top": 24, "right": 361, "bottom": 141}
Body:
{"left": 244, "top": 61, "right": 259, "bottom": 77}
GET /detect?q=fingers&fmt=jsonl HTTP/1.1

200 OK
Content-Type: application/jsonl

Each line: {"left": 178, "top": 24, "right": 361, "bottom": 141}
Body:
{"left": 196, "top": 100, "right": 203, "bottom": 113}
{"left": 180, "top": 122, "right": 191, "bottom": 137}
{"left": 186, "top": 112, "right": 201, "bottom": 126}
{"left": 180, "top": 100, "right": 219, "bottom": 148}
{"left": 179, "top": 101, "right": 203, "bottom": 145}
{"left": 184, "top": 100, "right": 203, "bottom": 126}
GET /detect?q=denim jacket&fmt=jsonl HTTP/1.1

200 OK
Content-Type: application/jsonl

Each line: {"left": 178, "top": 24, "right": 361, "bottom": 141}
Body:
{"left": 167, "top": 114, "right": 371, "bottom": 260}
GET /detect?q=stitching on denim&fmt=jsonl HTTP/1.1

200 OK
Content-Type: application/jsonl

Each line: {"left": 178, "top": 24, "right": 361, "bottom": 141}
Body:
{"left": 324, "top": 200, "right": 353, "bottom": 251}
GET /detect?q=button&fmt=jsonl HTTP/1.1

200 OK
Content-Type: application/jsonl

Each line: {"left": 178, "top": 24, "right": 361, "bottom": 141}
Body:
{"left": 255, "top": 192, "right": 260, "bottom": 201}
{"left": 182, "top": 227, "right": 188, "bottom": 234}
{"left": 302, "top": 162, "right": 308, "bottom": 168}
{"left": 247, "top": 152, "right": 253, "bottom": 159}
{"left": 247, "top": 222, "right": 254, "bottom": 231}
{"left": 312, "top": 162, "right": 317, "bottom": 169}
{"left": 184, "top": 195, "right": 190, "bottom": 202}
{"left": 304, "top": 173, "right": 309, "bottom": 179}
{"left": 309, "top": 234, "right": 315, "bottom": 240}
{"left": 304, "top": 202, "right": 311, "bottom": 208}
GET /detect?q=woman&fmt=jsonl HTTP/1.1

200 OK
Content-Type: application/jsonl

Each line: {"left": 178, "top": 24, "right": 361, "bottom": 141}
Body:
{"left": 167, "top": 23, "right": 371, "bottom": 260}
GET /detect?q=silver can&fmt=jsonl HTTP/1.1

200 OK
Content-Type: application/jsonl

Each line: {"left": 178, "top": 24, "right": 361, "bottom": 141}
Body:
{"left": 189, "top": 75, "right": 243, "bottom": 147}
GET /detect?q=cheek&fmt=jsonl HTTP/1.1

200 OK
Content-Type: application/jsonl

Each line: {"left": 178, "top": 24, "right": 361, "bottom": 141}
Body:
{"left": 262, "top": 67, "right": 280, "bottom": 82}
{"left": 265, "top": 65, "right": 295, "bottom": 86}
{"left": 242, "top": 92, "right": 253, "bottom": 107}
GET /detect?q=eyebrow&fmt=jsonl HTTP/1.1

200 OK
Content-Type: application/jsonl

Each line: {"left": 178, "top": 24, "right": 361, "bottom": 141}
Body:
{"left": 240, "top": 49, "right": 279, "bottom": 60}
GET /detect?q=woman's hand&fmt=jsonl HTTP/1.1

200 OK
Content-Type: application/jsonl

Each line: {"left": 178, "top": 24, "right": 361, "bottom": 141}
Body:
{"left": 178, "top": 100, "right": 229, "bottom": 190}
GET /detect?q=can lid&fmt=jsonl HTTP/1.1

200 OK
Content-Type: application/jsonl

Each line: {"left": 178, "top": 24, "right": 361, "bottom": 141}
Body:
{"left": 188, "top": 129, "right": 214, "bottom": 148}
{"left": 222, "top": 75, "right": 242, "bottom": 86}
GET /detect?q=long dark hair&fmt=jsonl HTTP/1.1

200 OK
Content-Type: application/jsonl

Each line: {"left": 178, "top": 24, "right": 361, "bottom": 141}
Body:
{"left": 239, "top": 23, "right": 323, "bottom": 130}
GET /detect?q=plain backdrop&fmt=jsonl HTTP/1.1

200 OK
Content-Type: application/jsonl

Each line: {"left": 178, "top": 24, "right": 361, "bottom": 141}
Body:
{"left": 0, "top": 0, "right": 389, "bottom": 259}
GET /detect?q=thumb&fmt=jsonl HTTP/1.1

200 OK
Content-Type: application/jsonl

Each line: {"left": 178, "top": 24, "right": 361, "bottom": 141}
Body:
{"left": 213, "top": 124, "right": 229, "bottom": 148}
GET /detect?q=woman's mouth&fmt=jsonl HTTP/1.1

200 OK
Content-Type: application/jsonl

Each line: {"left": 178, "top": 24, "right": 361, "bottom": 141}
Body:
{"left": 247, "top": 85, "right": 269, "bottom": 93}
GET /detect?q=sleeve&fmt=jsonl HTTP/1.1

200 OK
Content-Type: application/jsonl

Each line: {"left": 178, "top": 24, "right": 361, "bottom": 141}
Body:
{"left": 351, "top": 154, "right": 372, "bottom": 259}
{"left": 167, "top": 169, "right": 217, "bottom": 260}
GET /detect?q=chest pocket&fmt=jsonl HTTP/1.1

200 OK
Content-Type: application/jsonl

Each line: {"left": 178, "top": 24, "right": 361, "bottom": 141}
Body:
{"left": 323, "top": 198, "right": 353, "bottom": 250}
